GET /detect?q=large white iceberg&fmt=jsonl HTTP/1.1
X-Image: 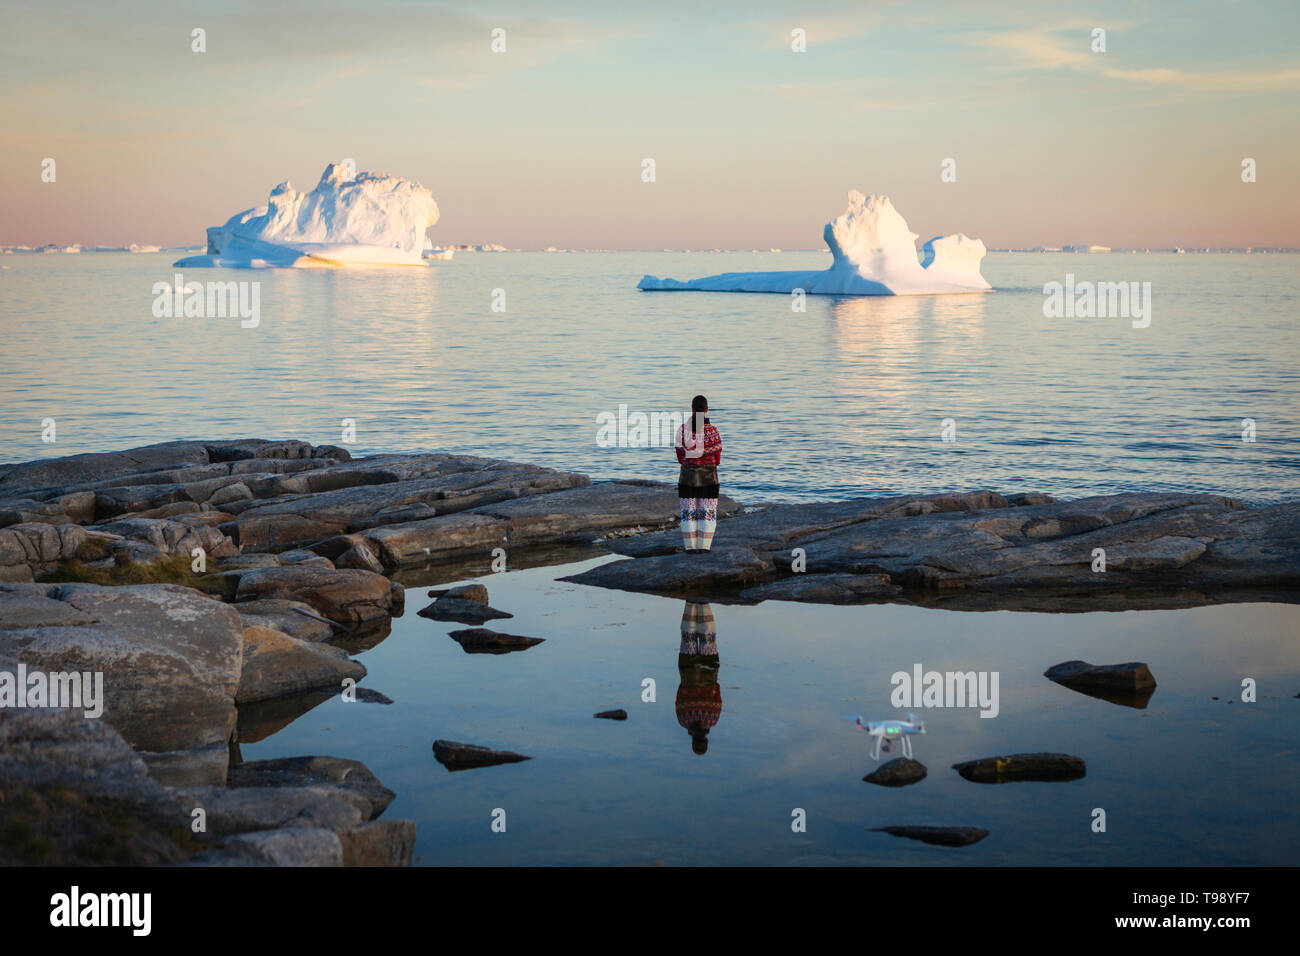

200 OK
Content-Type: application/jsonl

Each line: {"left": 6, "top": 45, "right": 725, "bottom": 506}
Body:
{"left": 175, "top": 163, "right": 440, "bottom": 268}
{"left": 638, "top": 192, "right": 991, "bottom": 295}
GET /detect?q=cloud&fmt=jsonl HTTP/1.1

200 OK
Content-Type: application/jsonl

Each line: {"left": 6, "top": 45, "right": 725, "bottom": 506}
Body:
{"left": 974, "top": 25, "right": 1094, "bottom": 71}
{"left": 972, "top": 23, "right": 1300, "bottom": 93}
{"left": 753, "top": 11, "right": 881, "bottom": 50}
{"left": 1103, "top": 65, "right": 1300, "bottom": 92}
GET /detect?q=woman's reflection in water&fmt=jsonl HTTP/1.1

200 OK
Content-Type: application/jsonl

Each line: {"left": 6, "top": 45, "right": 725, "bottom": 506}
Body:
{"left": 676, "top": 601, "right": 721, "bottom": 755}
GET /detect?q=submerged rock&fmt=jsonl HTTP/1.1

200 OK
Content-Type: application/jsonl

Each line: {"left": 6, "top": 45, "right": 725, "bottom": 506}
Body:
{"left": 1044, "top": 660, "right": 1158, "bottom": 708}
{"left": 447, "top": 627, "right": 544, "bottom": 654}
{"left": 427, "top": 583, "right": 489, "bottom": 603}
{"left": 870, "top": 825, "right": 989, "bottom": 847}
{"left": 953, "top": 753, "right": 1086, "bottom": 783}
{"left": 1045, "top": 659, "right": 1156, "bottom": 689}
{"left": 594, "top": 709, "right": 628, "bottom": 720}
{"left": 432, "top": 739, "right": 532, "bottom": 771}
{"left": 417, "top": 596, "right": 513, "bottom": 624}
{"left": 863, "top": 757, "right": 928, "bottom": 787}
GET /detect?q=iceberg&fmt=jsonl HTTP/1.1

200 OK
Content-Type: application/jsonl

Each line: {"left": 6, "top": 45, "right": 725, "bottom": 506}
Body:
{"left": 174, "top": 163, "right": 440, "bottom": 268}
{"left": 638, "top": 191, "right": 991, "bottom": 295}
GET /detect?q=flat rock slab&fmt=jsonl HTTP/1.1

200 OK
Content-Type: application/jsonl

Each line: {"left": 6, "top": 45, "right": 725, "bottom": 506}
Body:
{"left": 432, "top": 739, "right": 532, "bottom": 771}
{"left": 583, "top": 490, "right": 1300, "bottom": 608}
{"left": 234, "top": 566, "right": 397, "bottom": 626}
{"left": 870, "top": 825, "right": 989, "bottom": 847}
{"left": 226, "top": 755, "right": 394, "bottom": 820}
{"left": 351, "top": 481, "right": 738, "bottom": 570}
{"left": 417, "top": 597, "right": 513, "bottom": 624}
{"left": 741, "top": 572, "right": 898, "bottom": 604}
{"left": 447, "top": 628, "right": 544, "bottom": 654}
{"left": 560, "top": 545, "right": 774, "bottom": 595}
{"left": 863, "top": 758, "right": 928, "bottom": 787}
{"left": 0, "top": 441, "right": 217, "bottom": 497}
{"left": 11, "top": 440, "right": 1296, "bottom": 612}
{"left": 0, "top": 439, "right": 345, "bottom": 502}
{"left": 607, "top": 490, "right": 1008, "bottom": 558}
{"left": 594, "top": 709, "right": 628, "bottom": 720}
{"left": 234, "top": 598, "right": 342, "bottom": 643}
{"left": 470, "top": 480, "right": 740, "bottom": 546}
{"left": 193, "top": 826, "right": 344, "bottom": 867}
{"left": 223, "top": 458, "right": 588, "bottom": 551}
{"left": 0, "top": 490, "right": 96, "bottom": 528}
{"left": 953, "top": 753, "right": 1086, "bottom": 783}
{"left": 360, "top": 513, "right": 508, "bottom": 568}
{"left": 175, "top": 784, "right": 365, "bottom": 835}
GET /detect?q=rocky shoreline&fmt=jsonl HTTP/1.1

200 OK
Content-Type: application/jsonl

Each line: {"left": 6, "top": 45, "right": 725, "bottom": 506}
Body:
{"left": 1, "top": 438, "right": 1296, "bottom": 865}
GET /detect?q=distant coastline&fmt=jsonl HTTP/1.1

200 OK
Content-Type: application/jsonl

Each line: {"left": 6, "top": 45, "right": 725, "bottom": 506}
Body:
{"left": 4, "top": 245, "right": 1298, "bottom": 255}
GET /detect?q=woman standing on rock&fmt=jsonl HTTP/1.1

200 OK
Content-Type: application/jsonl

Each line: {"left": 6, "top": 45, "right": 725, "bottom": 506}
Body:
{"left": 675, "top": 394, "right": 722, "bottom": 553}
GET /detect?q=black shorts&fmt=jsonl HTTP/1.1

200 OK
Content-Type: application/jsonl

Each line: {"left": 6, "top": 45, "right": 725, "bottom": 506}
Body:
{"left": 678, "top": 465, "right": 719, "bottom": 500}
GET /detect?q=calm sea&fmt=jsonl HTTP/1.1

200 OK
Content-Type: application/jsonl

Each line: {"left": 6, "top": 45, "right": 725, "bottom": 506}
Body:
{"left": 2, "top": 251, "right": 1297, "bottom": 865}
{"left": 2, "top": 251, "right": 1297, "bottom": 503}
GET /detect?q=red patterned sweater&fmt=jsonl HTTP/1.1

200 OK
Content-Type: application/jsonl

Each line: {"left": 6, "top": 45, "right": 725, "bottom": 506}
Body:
{"left": 675, "top": 422, "right": 722, "bottom": 467}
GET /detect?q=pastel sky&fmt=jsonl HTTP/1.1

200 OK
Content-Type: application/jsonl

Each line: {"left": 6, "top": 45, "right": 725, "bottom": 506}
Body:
{"left": 2, "top": 0, "right": 1298, "bottom": 249}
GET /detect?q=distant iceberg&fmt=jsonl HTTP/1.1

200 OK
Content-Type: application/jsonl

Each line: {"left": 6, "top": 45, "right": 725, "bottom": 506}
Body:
{"left": 175, "top": 163, "right": 440, "bottom": 268}
{"left": 639, "top": 191, "right": 991, "bottom": 295}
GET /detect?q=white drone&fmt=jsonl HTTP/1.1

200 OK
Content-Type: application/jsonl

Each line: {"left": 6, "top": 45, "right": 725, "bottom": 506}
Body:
{"left": 852, "top": 714, "right": 926, "bottom": 760}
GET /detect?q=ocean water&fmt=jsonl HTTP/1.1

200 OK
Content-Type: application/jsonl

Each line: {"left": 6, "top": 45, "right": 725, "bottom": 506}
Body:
{"left": 2, "top": 251, "right": 1297, "bottom": 866}
{"left": 2, "top": 251, "right": 1297, "bottom": 504}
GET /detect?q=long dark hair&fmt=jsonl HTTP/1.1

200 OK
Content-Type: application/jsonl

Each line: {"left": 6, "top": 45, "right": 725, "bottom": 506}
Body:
{"left": 687, "top": 394, "right": 709, "bottom": 436}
